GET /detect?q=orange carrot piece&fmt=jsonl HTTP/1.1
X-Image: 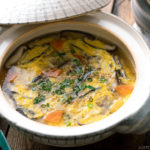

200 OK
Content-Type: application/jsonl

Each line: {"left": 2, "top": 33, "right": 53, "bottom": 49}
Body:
{"left": 51, "top": 39, "right": 64, "bottom": 51}
{"left": 115, "top": 84, "right": 134, "bottom": 96}
{"left": 8, "top": 73, "right": 17, "bottom": 83}
{"left": 44, "top": 110, "right": 63, "bottom": 123}
{"left": 44, "top": 69, "right": 62, "bottom": 77}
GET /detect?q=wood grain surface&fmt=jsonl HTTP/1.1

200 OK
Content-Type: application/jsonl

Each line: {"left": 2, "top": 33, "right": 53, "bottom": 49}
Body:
{"left": 0, "top": 0, "right": 147, "bottom": 150}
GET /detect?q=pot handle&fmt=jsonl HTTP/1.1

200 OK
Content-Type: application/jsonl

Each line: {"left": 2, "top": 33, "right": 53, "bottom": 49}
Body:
{"left": 116, "top": 96, "right": 150, "bottom": 134}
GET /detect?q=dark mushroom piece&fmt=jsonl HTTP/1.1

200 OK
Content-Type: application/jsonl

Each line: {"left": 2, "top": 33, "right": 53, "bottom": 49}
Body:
{"left": 113, "top": 55, "right": 127, "bottom": 84}
{"left": 60, "top": 30, "right": 89, "bottom": 39}
{"left": 16, "top": 107, "right": 27, "bottom": 117}
{"left": 82, "top": 37, "right": 117, "bottom": 51}
{"left": 32, "top": 75, "right": 43, "bottom": 83}
{"left": 5, "top": 45, "right": 27, "bottom": 68}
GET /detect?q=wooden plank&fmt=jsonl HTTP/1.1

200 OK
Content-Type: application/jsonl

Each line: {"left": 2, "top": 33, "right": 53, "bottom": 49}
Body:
{"left": 102, "top": 0, "right": 114, "bottom": 13}
{"left": 112, "top": 0, "right": 134, "bottom": 25}
{"left": 7, "top": 127, "right": 27, "bottom": 150}
{"left": 0, "top": 117, "right": 9, "bottom": 135}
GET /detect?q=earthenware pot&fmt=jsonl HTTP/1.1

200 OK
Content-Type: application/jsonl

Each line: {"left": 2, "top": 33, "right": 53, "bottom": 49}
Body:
{"left": 0, "top": 12, "right": 150, "bottom": 147}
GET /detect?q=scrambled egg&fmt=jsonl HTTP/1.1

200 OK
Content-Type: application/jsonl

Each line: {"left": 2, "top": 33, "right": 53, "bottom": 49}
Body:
{"left": 2, "top": 31, "right": 135, "bottom": 126}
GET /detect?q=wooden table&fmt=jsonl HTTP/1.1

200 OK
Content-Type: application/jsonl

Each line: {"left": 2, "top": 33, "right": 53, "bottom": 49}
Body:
{"left": 0, "top": 0, "right": 149, "bottom": 149}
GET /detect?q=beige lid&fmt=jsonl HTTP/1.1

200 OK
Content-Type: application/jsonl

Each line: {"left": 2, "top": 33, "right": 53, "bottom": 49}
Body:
{"left": 0, "top": 0, "right": 110, "bottom": 24}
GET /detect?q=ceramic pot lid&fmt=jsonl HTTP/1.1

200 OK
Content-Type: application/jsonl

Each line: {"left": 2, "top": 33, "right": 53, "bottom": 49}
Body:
{"left": 0, "top": 0, "right": 110, "bottom": 24}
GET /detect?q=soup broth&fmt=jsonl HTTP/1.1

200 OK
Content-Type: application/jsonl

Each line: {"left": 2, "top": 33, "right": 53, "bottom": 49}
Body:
{"left": 2, "top": 31, "right": 135, "bottom": 127}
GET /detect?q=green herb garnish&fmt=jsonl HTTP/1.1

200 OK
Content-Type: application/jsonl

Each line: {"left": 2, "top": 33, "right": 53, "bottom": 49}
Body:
{"left": 100, "top": 77, "right": 107, "bottom": 83}
{"left": 73, "top": 59, "right": 81, "bottom": 65}
{"left": 73, "top": 86, "right": 81, "bottom": 95}
{"left": 70, "top": 49, "right": 75, "bottom": 54}
{"left": 75, "top": 66, "right": 83, "bottom": 75}
{"left": 87, "top": 78, "right": 93, "bottom": 82}
{"left": 61, "top": 94, "right": 74, "bottom": 104}
{"left": 87, "top": 85, "right": 96, "bottom": 90}
{"left": 57, "top": 51, "right": 66, "bottom": 57}
{"left": 55, "top": 89, "right": 64, "bottom": 95}
{"left": 80, "top": 83, "right": 87, "bottom": 90}
{"left": 46, "top": 103, "right": 50, "bottom": 108}
{"left": 41, "top": 104, "right": 46, "bottom": 108}
{"left": 39, "top": 79, "right": 52, "bottom": 91}
{"left": 87, "top": 102, "right": 93, "bottom": 109}
{"left": 34, "top": 95, "right": 45, "bottom": 104}
{"left": 66, "top": 121, "right": 71, "bottom": 126}
{"left": 41, "top": 103, "right": 50, "bottom": 108}
{"left": 63, "top": 79, "right": 74, "bottom": 86}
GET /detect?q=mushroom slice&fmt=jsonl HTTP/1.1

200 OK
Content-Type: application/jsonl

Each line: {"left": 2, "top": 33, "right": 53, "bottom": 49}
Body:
{"left": 5, "top": 45, "right": 27, "bottom": 68}
{"left": 82, "top": 37, "right": 117, "bottom": 51}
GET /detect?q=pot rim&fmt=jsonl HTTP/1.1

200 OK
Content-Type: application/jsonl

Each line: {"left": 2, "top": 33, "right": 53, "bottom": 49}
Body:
{"left": 0, "top": 12, "right": 150, "bottom": 137}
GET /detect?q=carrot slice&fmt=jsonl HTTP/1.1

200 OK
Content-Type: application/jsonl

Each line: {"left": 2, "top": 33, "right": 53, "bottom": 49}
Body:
{"left": 44, "top": 110, "right": 63, "bottom": 123}
{"left": 115, "top": 84, "right": 134, "bottom": 96}
{"left": 8, "top": 73, "right": 17, "bottom": 83}
{"left": 51, "top": 39, "right": 64, "bottom": 51}
{"left": 44, "top": 69, "right": 62, "bottom": 78}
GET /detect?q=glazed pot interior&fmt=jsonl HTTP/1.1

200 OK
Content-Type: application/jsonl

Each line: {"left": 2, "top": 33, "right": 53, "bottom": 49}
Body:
{"left": 0, "top": 21, "right": 149, "bottom": 137}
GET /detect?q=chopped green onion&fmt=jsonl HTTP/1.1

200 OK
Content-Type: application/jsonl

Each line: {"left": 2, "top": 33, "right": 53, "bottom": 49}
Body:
{"left": 73, "top": 86, "right": 80, "bottom": 95}
{"left": 87, "top": 102, "right": 93, "bottom": 109}
{"left": 41, "top": 104, "right": 46, "bottom": 108}
{"left": 70, "top": 49, "right": 75, "bottom": 54}
{"left": 46, "top": 103, "right": 50, "bottom": 108}
{"left": 41, "top": 103, "right": 50, "bottom": 108}
{"left": 71, "top": 71, "right": 77, "bottom": 76}
{"left": 87, "top": 78, "right": 93, "bottom": 82}
{"left": 80, "top": 83, "right": 87, "bottom": 90}
{"left": 39, "top": 79, "right": 52, "bottom": 91}
{"left": 55, "top": 89, "right": 64, "bottom": 95}
{"left": 66, "top": 121, "right": 71, "bottom": 126}
{"left": 73, "top": 59, "right": 80, "bottom": 65}
{"left": 87, "top": 85, "right": 96, "bottom": 90}
{"left": 34, "top": 95, "right": 45, "bottom": 104}
{"left": 100, "top": 77, "right": 107, "bottom": 83}
{"left": 57, "top": 52, "right": 66, "bottom": 57}
{"left": 75, "top": 66, "right": 83, "bottom": 74}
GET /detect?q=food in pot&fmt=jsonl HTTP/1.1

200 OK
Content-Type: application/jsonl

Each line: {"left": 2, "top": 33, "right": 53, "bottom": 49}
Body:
{"left": 2, "top": 31, "right": 135, "bottom": 126}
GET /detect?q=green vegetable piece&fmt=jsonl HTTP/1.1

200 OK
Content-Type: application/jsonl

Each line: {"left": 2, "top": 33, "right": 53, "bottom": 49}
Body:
{"left": 63, "top": 79, "right": 74, "bottom": 87}
{"left": 80, "top": 83, "right": 87, "bottom": 90}
{"left": 75, "top": 66, "right": 83, "bottom": 75}
{"left": 87, "top": 78, "right": 93, "bottom": 82}
{"left": 66, "top": 121, "right": 71, "bottom": 126}
{"left": 77, "top": 77, "right": 83, "bottom": 82}
{"left": 55, "top": 89, "right": 64, "bottom": 95}
{"left": 46, "top": 103, "right": 50, "bottom": 108}
{"left": 71, "top": 71, "right": 77, "bottom": 76}
{"left": 41, "top": 104, "right": 46, "bottom": 108}
{"left": 39, "top": 79, "right": 52, "bottom": 91}
{"left": 70, "top": 49, "right": 75, "bottom": 54}
{"left": 57, "top": 51, "right": 66, "bottom": 57}
{"left": 73, "top": 86, "right": 80, "bottom": 95}
{"left": 73, "top": 59, "right": 80, "bottom": 65}
{"left": 34, "top": 95, "right": 45, "bottom": 104}
{"left": 87, "top": 85, "right": 96, "bottom": 90}
{"left": 87, "top": 102, "right": 93, "bottom": 109}
{"left": 61, "top": 94, "right": 74, "bottom": 104}
{"left": 100, "top": 77, "right": 107, "bottom": 83}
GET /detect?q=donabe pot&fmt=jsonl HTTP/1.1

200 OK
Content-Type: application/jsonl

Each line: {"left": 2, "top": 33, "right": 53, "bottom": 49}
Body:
{"left": 0, "top": 12, "right": 150, "bottom": 147}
